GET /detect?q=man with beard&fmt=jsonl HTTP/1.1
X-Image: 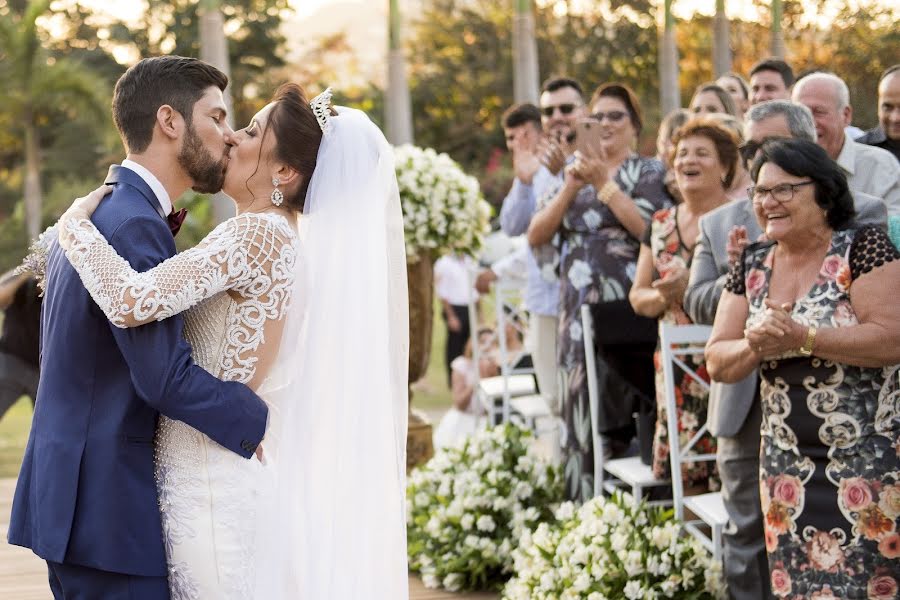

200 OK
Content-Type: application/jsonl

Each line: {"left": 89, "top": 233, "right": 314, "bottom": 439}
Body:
{"left": 8, "top": 56, "right": 268, "bottom": 600}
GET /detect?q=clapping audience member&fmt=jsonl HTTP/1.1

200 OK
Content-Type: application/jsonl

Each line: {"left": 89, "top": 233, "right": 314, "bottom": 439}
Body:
{"left": 792, "top": 71, "right": 900, "bottom": 214}
{"left": 434, "top": 252, "right": 479, "bottom": 387}
{"left": 706, "top": 138, "right": 900, "bottom": 599}
{"left": 0, "top": 271, "right": 41, "bottom": 421}
{"left": 857, "top": 64, "right": 900, "bottom": 164}
{"left": 717, "top": 72, "right": 751, "bottom": 120}
{"left": 528, "top": 83, "right": 671, "bottom": 502}
{"left": 496, "top": 80, "right": 586, "bottom": 431}
{"left": 433, "top": 328, "right": 499, "bottom": 449}
{"left": 629, "top": 117, "right": 737, "bottom": 490}
{"left": 749, "top": 58, "right": 794, "bottom": 105}
{"left": 657, "top": 108, "right": 692, "bottom": 203}
{"left": 690, "top": 83, "right": 740, "bottom": 119}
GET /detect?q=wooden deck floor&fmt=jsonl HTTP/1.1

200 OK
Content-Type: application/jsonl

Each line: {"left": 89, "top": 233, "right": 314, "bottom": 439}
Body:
{"left": 0, "top": 478, "right": 497, "bottom": 599}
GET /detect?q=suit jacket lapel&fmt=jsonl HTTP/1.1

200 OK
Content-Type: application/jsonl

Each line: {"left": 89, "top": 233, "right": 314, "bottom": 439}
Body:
{"left": 105, "top": 165, "right": 167, "bottom": 220}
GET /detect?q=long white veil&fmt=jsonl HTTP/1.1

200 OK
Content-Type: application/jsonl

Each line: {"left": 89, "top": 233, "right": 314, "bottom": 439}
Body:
{"left": 254, "top": 106, "right": 409, "bottom": 598}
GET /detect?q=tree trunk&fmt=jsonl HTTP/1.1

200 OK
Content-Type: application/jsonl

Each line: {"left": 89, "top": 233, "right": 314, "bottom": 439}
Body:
{"left": 512, "top": 0, "right": 540, "bottom": 104}
{"left": 658, "top": 0, "right": 680, "bottom": 115}
{"left": 770, "top": 0, "right": 786, "bottom": 59}
{"left": 712, "top": 0, "right": 731, "bottom": 77}
{"left": 199, "top": 0, "right": 235, "bottom": 224}
{"left": 24, "top": 118, "right": 42, "bottom": 241}
{"left": 386, "top": 0, "right": 414, "bottom": 145}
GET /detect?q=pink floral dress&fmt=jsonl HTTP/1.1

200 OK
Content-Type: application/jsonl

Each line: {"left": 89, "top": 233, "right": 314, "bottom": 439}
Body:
{"left": 646, "top": 206, "right": 717, "bottom": 487}
{"left": 725, "top": 226, "right": 900, "bottom": 599}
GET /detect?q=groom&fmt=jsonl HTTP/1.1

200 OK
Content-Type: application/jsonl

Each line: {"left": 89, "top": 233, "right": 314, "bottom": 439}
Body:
{"left": 8, "top": 56, "right": 269, "bottom": 599}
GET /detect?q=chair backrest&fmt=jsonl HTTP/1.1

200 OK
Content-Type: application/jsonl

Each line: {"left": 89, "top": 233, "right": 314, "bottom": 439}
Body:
{"left": 580, "top": 304, "right": 605, "bottom": 498}
{"left": 658, "top": 322, "right": 714, "bottom": 520}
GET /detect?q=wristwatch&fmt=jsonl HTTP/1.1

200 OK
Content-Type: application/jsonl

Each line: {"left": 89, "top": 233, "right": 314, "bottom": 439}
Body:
{"left": 798, "top": 326, "right": 817, "bottom": 356}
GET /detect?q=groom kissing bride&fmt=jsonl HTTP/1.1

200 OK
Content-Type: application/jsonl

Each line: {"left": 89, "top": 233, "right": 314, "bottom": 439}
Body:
{"left": 8, "top": 55, "right": 410, "bottom": 600}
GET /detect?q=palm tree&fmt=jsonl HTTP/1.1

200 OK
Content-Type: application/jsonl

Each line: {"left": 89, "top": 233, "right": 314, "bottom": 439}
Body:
{"left": 512, "top": 0, "right": 540, "bottom": 103}
{"left": 0, "top": 0, "right": 107, "bottom": 240}
{"left": 770, "top": 0, "right": 786, "bottom": 58}
{"left": 199, "top": 0, "right": 235, "bottom": 224}
{"left": 712, "top": 0, "right": 731, "bottom": 77}
{"left": 658, "top": 0, "right": 680, "bottom": 115}
{"left": 386, "top": 0, "right": 414, "bottom": 145}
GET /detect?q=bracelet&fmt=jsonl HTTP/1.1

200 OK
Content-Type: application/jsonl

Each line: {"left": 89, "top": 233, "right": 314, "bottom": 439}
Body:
{"left": 798, "top": 325, "right": 817, "bottom": 356}
{"left": 596, "top": 181, "right": 620, "bottom": 204}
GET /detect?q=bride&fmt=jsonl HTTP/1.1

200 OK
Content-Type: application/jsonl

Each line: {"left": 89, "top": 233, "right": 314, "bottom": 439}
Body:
{"left": 54, "top": 84, "right": 409, "bottom": 599}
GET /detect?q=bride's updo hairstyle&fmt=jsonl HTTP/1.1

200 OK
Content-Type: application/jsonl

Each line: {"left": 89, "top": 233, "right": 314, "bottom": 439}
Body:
{"left": 265, "top": 83, "right": 332, "bottom": 212}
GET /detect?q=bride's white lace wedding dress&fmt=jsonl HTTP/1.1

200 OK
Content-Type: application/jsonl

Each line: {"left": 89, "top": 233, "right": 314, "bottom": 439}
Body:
{"left": 62, "top": 211, "right": 298, "bottom": 599}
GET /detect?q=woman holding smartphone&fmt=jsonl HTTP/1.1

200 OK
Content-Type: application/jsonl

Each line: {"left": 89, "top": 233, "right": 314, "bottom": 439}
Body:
{"left": 528, "top": 83, "right": 672, "bottom": 502}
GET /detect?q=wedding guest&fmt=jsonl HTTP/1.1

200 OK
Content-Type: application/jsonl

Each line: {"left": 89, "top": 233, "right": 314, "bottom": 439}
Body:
{"left": 707, "top": 137, "right": 900, "bottom": 599}
{"left": 717, "top": 72, "right": 751, "bottom": 119}
{"left": 528, "top": 82, "right": 671, "bottom": 501}
{"left": 656, "top": 108, "right": 692, "bottom": 203}
{"left": 690, "top": 83, "right": 740, "bottom": 119}
{"left": 434, "top": 252, "right": 479, "bottom": 387}
{"left": 0, "top": 271, "right": 40, "bottom": 421}
{"left": 433, "top": 328, "right": 499, "bottom": 449}
{"left": 685, "top": 100, "right": 887, "bottom": 600}
{"left": 630, "top": 117, "right": 736, "bottom": 489}
{"left": 497, "top": 79, "right": 586, "bottom": 428}
{"left": 709, "top": 113, "right": 752, "bottom": 201}
{"left": 857, "top": 64, "right": 900, "bottom": 163}
{"left": 749, "top": 58, "right": 794, "bottom": 105}
{"left": 793, "top": 71, "right": 900, "bottom": 215}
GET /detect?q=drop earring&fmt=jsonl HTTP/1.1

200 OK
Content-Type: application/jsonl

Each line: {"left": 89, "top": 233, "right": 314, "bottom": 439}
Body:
{"left": 271, "top": 177, "right": 283, "bottom": 206}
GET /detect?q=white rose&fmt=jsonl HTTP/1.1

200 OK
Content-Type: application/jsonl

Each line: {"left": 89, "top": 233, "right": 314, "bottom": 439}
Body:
{"left": 476, "top": 515, "right": 496, "bottom": 532}
{"left": 624, "top": 580, "right": 644, "bottom": 600}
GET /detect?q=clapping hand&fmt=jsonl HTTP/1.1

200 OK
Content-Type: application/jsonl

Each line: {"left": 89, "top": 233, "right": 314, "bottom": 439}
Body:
{"left": 726, "top": 225, "right": 749, "bottom": 266}
{"left": 538, "top": 136, "right": 567, "bottom": 176}
{"left": 510, "top": 133, "right": 541, "bottom": 185}
{"left": 652, "top": 266, "right": 690, "bottom": 307}
{"left": 744, "top": 299, "right": 805, "bottom": 356}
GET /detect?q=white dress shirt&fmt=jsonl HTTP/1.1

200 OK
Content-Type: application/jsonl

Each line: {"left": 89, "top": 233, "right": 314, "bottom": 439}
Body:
{"left": 122, "top": 158, "right": 173, "bottom": 217}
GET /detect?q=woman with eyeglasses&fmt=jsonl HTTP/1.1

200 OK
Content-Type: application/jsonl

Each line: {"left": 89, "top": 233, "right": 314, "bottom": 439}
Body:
{"left": 528, "top": 82, "right": 672, "bottom": 502}
{"left": 706, "top": 138, "right": 900, "bottom": 599}
{"left": 630, "top": 117, "right": 738, "bottom": 489}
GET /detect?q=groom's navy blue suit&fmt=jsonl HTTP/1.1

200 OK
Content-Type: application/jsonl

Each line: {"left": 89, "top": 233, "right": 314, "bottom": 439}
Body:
{"left": 8, "top": 165, "right": 269, "bottom": 598}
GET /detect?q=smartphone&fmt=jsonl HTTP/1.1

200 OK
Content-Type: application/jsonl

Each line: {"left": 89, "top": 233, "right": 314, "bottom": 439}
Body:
{"left": 574, "top": 118, "right": 605, "bottom": 158}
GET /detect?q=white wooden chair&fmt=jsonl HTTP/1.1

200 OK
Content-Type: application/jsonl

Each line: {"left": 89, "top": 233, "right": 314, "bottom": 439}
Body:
{"left": 658, "top": 322, "right": 728, "bottom": 562}
{"left": 581, "top": 304, "right": 670, "bottom": 501}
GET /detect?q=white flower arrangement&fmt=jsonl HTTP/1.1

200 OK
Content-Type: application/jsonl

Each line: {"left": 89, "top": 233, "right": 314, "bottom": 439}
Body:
{"left": 393, "top": 144, "right": 492, "bottom": 261}
{"left": 503, "top": 492, "right": 726, "bottom": 600}
{"left": 407, "top": 425, "right": 563, "bottom": 592}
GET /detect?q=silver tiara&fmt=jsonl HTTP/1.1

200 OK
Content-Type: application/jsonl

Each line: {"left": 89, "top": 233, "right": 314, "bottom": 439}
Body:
{"left": 310, "top": 87, "right": 333, "bottom": 134}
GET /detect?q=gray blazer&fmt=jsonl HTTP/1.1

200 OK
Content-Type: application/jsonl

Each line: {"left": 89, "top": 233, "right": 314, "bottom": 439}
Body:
{"left": 685, "top": 192, "right": 888, "bottom": 437}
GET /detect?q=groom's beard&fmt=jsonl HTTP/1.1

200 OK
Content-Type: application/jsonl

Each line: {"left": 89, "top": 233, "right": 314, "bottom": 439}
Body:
{"left": 179, "top": 124, "right": 229, "bottom": 194}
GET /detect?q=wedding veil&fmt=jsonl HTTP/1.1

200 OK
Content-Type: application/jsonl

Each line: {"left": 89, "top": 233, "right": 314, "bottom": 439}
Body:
{"left": 254, "top": 106, "right": 409, "bottom": 598}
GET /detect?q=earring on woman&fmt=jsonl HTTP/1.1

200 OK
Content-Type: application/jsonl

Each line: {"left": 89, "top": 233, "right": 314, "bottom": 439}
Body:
{"left": 271, "top": 177, "right": 283, "bottom": 207}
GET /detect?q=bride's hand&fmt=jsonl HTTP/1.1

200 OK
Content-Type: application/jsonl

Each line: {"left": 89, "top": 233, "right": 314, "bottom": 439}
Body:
{"left": 62, "top": 185, "right": 113, "bottom": 224}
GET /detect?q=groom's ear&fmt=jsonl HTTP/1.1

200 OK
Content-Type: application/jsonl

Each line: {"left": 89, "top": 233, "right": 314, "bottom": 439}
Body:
{"left": 156, "top": 105, "right": 184, "bottom": 141}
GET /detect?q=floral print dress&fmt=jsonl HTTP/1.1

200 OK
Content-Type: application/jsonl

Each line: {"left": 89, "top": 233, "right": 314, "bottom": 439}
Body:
{"left": 645, "top": 206, "right": 718, "bottom": 488}
{"left": 541, "top": 155, "right": 671, "bottom": 502}
{"left": 725, "top": 226, "right": 900, "bottom": 599}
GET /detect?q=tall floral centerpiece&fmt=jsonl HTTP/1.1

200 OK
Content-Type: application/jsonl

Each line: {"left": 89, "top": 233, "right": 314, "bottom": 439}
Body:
{"left": 394, "top": 144, "right": 492, "bottom": 470}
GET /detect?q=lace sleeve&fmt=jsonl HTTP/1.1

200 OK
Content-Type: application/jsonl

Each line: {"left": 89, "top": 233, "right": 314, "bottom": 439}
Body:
{"left": 60, "top": 212, "right": 297, "bottom": 328}
{"left": 849, "top": 225, "right": 900, "bottom": 280}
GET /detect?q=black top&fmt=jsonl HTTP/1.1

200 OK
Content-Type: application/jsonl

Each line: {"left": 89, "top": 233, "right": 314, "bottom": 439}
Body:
{"left": 0, "top": 278, "right": 41, "bottom": 367}
{"left": 856, "top": 126, "right": 900, "bottom": 164}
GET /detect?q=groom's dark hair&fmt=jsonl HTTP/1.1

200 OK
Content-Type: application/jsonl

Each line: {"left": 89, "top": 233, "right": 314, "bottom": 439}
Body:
{"left": 112, "top": 56, "right": 228, "bottom": 153}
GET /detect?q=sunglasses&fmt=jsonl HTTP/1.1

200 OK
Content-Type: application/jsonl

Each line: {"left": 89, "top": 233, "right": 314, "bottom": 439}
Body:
{"left": 541, "top": 103, "right": 579, "bottom": 117}
{"left": 748, "top": 180, "right": 815, "bottom": 204}
{"left": 589, "top": 110, "right": 628, "bottom": 123}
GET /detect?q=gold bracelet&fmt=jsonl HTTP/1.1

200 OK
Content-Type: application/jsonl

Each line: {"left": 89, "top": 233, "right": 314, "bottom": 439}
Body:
{"left": 798, "top": 325, "right": 817, "bottom": 356}
{"left": 596, "top": 181, "right": 620, "bottom": 204}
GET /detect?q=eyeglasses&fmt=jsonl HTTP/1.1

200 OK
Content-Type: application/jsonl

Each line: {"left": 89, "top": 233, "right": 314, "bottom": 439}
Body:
{"left": 589, "top": 110, "right": 628, "bottom": 123}
{"left": 748, "top": 180, "right": 815, "bottom": 204}
{"left": 541, "top": 103, "right": 579, "bottom": 117}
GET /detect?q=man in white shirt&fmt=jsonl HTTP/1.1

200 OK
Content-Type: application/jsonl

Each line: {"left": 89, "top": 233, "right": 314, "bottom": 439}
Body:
{"left": 793, "top": 72, "right": 900, "bottom": 216}
{"left": 434, "top": 253, "right": 479, "bottom": 387}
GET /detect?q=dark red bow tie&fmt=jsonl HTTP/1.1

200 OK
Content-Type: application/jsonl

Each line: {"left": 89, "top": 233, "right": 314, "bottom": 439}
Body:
{"left": 167, "top": 208, "right": 187, "bottom": 237}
